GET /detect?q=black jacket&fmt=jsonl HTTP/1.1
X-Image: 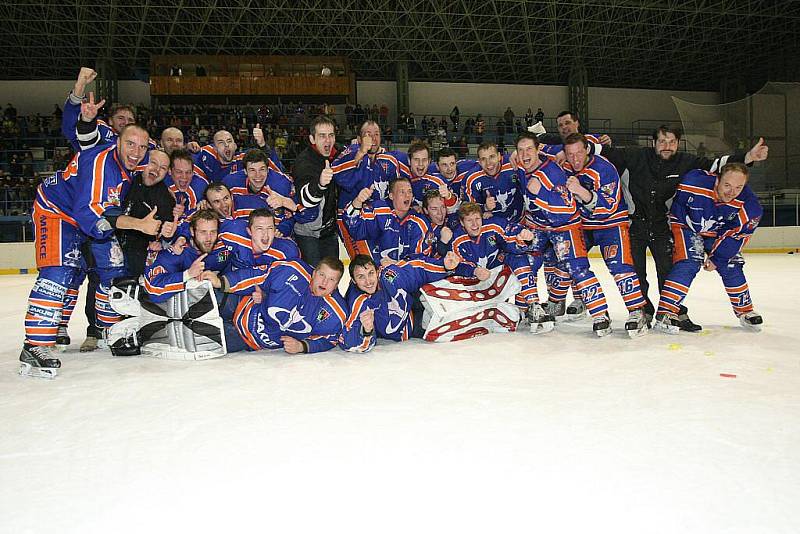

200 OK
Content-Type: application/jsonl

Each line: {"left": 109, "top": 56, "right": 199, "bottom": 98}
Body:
{"left": 117, "top": 177, "right": 175, "bottom": 276}
{"left": 600, "top": 145, "right": 745, "bottom": 236}
{"left": 292, "top": 144, "right": 341, "bottom": 238}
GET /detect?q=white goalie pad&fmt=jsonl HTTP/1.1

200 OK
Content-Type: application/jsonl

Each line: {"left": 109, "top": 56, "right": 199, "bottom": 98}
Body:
{"left": 423, "top": 302, "right": 520, "bottom": 342}
{"left": 419, "top": 265, "right": 521, "bottom": 317}
{"left": 107, "top": 280, "right": 226, "bottom": 360}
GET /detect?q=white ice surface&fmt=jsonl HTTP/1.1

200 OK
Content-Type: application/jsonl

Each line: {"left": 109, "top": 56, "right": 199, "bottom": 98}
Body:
{"left": 1, "top": 254, "right": 799, "bottom": 534}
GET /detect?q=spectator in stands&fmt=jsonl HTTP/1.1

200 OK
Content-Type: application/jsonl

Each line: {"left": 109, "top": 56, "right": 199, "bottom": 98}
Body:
{"left": 535, "top": 107, "right": 545, "bottom": 124}
{"left": 450, "top": 106, "right": 460, "bottom": 131}
{"left": 503, "top": 107, "right": 515, "bottom": 133}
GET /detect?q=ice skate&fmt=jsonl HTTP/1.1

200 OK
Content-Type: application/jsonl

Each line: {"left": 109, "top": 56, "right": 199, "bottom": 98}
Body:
{"left": 676, "top": 312, "right": 702, "bottom": 332}
{"left": 526, "top": 303, "right": 555, "bottom": 335}
{"left": 738, "top": 311, "right": 763, "bottom": 332}
{"left": 565, "top": 298, "right": 587, "bottom": 322}
{"left": 19, "top": 343, "right": 61, "bottom": 379}
{"left": 55, "top": 326, "right": 70, "bottom": 352}
{"left": 624, "top": 308, "right": 648, "bottom": 338}
{"left": 543, "top": 300, "right": 567, "bottom": 322}
{"left": 592, "top": 312, "right": 612, "bottom": 337}
{"left": 652, "top": 312, "right": 680, "bottom": 335}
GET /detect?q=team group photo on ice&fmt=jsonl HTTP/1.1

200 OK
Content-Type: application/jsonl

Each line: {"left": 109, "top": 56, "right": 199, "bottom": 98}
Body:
{"left": 19, "top": 66, "right": 771, "bottom": 378}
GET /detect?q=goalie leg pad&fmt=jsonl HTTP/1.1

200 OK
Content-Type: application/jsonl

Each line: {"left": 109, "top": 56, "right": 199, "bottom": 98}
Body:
{"left": 423, "top": 302, "right": 521, "bottom": 342}
{"left": 420, "top": 265, "right": 522, "bottom": 318}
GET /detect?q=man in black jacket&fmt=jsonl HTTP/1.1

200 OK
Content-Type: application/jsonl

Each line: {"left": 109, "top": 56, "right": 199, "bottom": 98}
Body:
{"left": 292, "top": 115, "right": 340, "bottom": 265}
{"left": 600, "top": 125, "right": 768, "bottom": 329}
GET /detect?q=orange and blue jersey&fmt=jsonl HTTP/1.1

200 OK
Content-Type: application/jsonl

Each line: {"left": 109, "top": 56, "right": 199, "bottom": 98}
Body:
{"left": 192, "top": 145, "right": 246, "bottom": 183}
{"left": 208, "top": 218, "right": 300, "bottom": 276}
{"left": 332, "top": 143, "right": 411, "bottom": 209}
{"left": 563, "top": 154, "right": 629, "bottom": 229}
{"left": 461, "top": 161, "right": 524, "bottom": 223}
{"left": 519, "top": 158, "right": 581, "bottom": 230}
{"left": 165, "top": 172, "right": 209, "bottom": 220}
{"left": 34, "top": 145, "right": 145, "bottom": 239}
{"left": 342, "top": 199, "right": 435, "bottom": 263}
{"left": 339, "top": 257, "right": 452, "bottom": 351}
{"left": 450, "top": 215, "right": 531, "bottom": 278}
{"left": 230, "top": 260, "right": 347, "bottom": 353}
{"left": 670, "top": 169, "right": 762, "bottom": 265}
{"left": 143, "top": 243, "right": 206, "bottom": 303}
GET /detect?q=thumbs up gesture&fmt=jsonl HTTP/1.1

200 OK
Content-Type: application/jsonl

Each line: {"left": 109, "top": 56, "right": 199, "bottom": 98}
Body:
{"left": 745, "top": 137, "right": 769, "bottom": 163}
{"left": 253, "top": 123, "right": 266, "bottom": 148}
{"left": 140, "top": 206, "right": 162, "bottom": 236}
{"left": 484, "top": 191, "right": 497, "bottom": 212}
{"left": 320, "top": 159, "right": 333, "bottom": 187}
{"left": 160, "top": 213, "right": 180, "bottom": 239}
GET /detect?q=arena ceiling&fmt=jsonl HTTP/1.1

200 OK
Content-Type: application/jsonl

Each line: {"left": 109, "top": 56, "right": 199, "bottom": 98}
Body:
{"left": 2, "top": 0, "right": 799, "bottom": 92}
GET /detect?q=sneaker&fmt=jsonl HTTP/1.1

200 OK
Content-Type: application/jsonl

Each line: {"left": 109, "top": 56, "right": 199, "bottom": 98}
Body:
{"left": 592, "top": 312, "right": 612, "bottom": 337}
{"left": 624, "top": 308, "right": 648, "bottom": 338}
{"left": 653, "top": 312, "right": 680, "bottom": 335}
{"left": 738, "top": 311, "right": 763, "bottom": 332}
{"left": 80, "top": 336, "right": 98, "bottom": 353}
{"left": 526, "top": 303, "right": 555, "bottom": 335}
{"left": 676, "top": 312, "right": 702, "bottom": 332}
{"left": 565, "top": 299, "right": 587, "bottom": 322}
{"left": 19, "top": 343, "right": 61, "bottom": 379}
{"left": 55, "top": 326, "right": 70, "bottom": 352}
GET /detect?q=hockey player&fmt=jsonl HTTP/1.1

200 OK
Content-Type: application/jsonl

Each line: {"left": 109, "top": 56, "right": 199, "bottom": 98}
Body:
{"left": 332, "top": 120, "right": 410, "bottom": 257}
{"left": 461, "top": 142, "right": 524, "bottom": 223}
{"left": 165, "top": 148, "right": 208, "bottom": 220}
{"left": 143, "top": 209, "right": 220, "bottom": 302}
{"left": 342, "top": 178, "right": 436, "bottom": 264}
{"left": 449, "top": 202, "right": 549, "bottom": 332}
{"left": 340, "top": 252, "right": 459, "bottom": 352}
{"left": 192, "top": 130, "right": 247, "bottom": 183}
{"left": 204, "top": 182, "right": 234, "bottom": 220}
{"left": 515, "top": 132, "right": 613, "bottom": 337}
{"left": 20, "top": 124, "right": 153, "bottom": 378}
{"left": 538, "top": 110, "right": 611, "bottom": 159}
{"left": 653, "top": 163, "right": 764, "bottom": 333}
{"left": 562, "top": 133, "right": 648, "bottom": 336}
{"left": 223, "top": 148, "right": 313, "bottom": 235}
{"left": 406, "top": 140, "right": 459, "bottom": 212}
{"left": 598, "top": 126, "right": 768, "bottom": 330}
{"left": 208, "top": 208, "right": 300, "bottom": 275}
{"left": 208, "top": 257, "right": 348, "bottom": 354}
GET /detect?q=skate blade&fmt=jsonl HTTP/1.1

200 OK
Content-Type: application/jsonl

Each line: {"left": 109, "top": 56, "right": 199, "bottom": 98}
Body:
{"left": 653, "top": 323, "right": 680, "bottom": 335}
{"left": 626, "top": 326, "right": 648, "bottom": 338}
{"left": 530, "top": 321, "right": 555, "bottom": 335}
{"left": 741, "top": 323, "right": 762, "bottom": 333}
{"left": 18, "top": 362, "right": 57, "bottom": 379}
{"left": 54, "top": 344, "right": 68, "bottom": 353}
{"left": 594, "top": 327, "right": 613, "bottom": 338}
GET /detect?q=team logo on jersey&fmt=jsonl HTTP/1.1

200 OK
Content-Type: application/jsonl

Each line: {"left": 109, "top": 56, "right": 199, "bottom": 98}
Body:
{"left": 487, "top": 235, "right": 497, "bottom": 247}
{"left": 107, "top": 186, "right": 121, "bottom": 205}
{"left": 555, "top": 239, "right": 572, "bottom": 259}
{"left": 746, "top": 217, "right": 760, "bottom": 230}
{"left": 385, "top": 288, "right": 409, "bottom": 334}
{"left": 380, "top": 161, "right": 389, "bottom": 173}
{"left": 216, "top": 250, "right": 229, "bottom": 263}
{"left": 317, "top": 308, "right": 330, "bottom": 323}
{"left": 601, "top": 183, "right": 615, "bottom": 196}
{"left": 383, "top": 268, "right": 398, "bottom": 283}
{"left": 267, "top": 305, "right": 312, "bottom": 333}
{"left": 145, "top": 250, "right": 158, "bottom": 266}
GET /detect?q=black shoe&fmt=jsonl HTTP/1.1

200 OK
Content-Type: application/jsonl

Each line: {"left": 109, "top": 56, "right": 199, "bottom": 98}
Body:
{"left": 676, "top": 313, "right": 702, "bottom": 332}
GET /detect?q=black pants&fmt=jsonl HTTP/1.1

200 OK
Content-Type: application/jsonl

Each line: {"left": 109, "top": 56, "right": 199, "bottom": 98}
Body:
{"left": 629, "top": 220, "right": 687, "bottom": 317}
{"left": 296, "top": 233, "right": 341, "bottom": 266}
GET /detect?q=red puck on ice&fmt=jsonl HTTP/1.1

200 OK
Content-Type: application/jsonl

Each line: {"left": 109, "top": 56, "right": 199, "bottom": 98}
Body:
{"left": 720, "top": 373, "right": 737, "bottom": 378}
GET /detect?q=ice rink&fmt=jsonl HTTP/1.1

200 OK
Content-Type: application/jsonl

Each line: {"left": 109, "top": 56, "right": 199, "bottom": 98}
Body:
{"left": 1, "top": 254, "right": 799, "bottom": 534}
